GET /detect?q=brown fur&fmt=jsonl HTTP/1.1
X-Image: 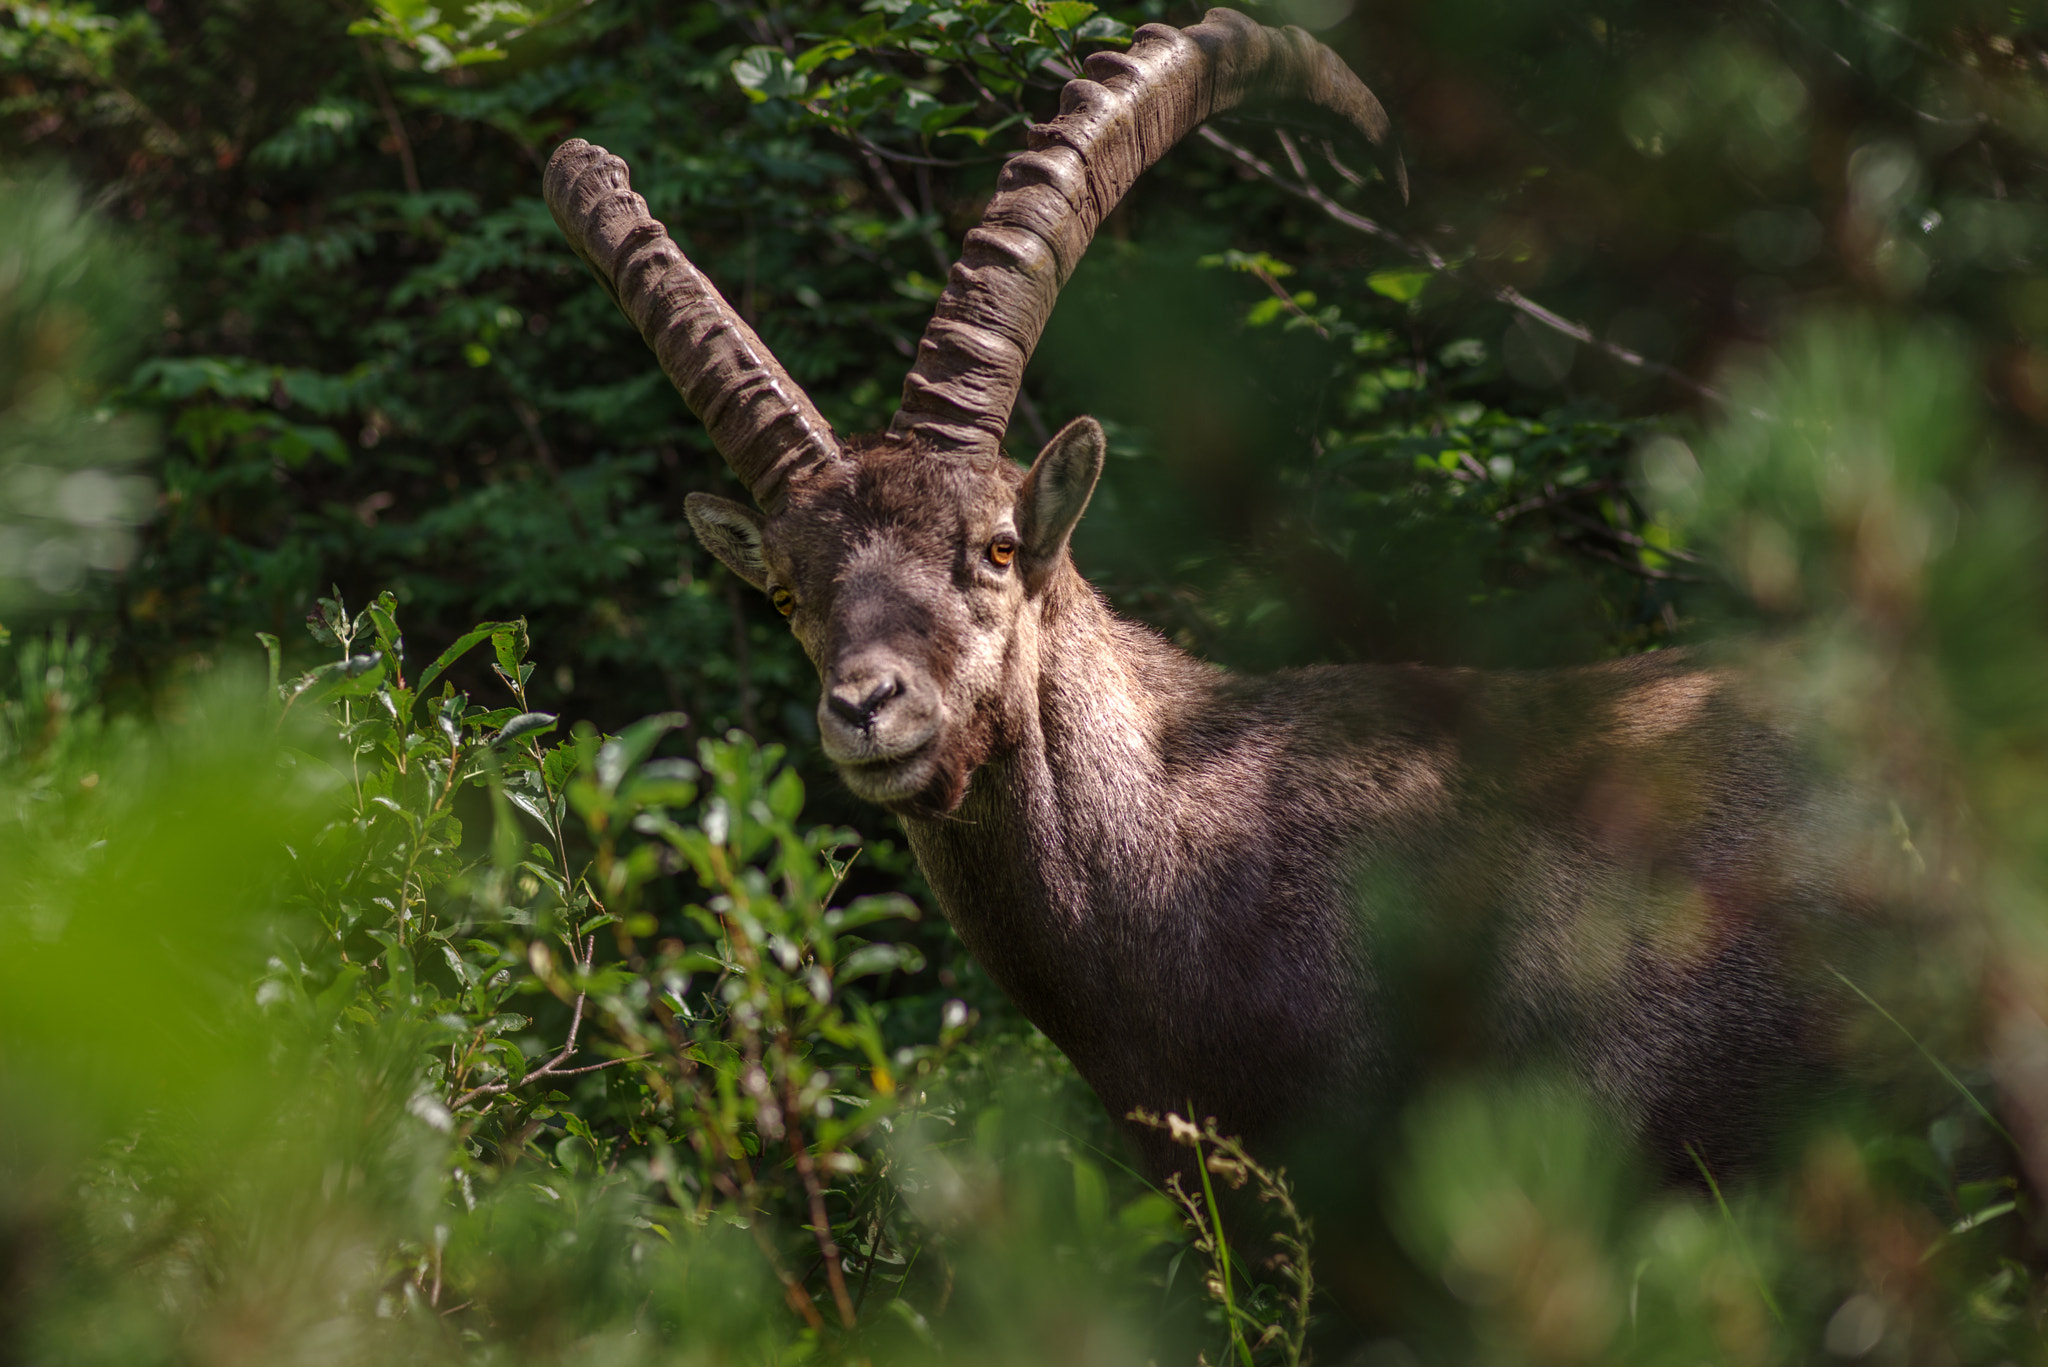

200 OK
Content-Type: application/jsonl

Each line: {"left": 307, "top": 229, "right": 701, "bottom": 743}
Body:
{"left": 694, "top": 427, "right": 1880, "bottom": 1188}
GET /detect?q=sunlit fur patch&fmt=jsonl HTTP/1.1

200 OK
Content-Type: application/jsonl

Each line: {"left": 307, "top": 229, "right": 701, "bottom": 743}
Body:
{"left": 1612, "top": 672, "right": 1720, "bottom": 745}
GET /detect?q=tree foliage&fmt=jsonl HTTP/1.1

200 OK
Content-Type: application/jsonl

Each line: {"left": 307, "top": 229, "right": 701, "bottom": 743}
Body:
{"left": 8, "top": 0, "right": 2048, "bottom": 1361}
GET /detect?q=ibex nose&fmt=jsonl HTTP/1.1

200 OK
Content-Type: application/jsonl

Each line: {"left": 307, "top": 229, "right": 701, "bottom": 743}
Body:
{"left": 826, "top": 673, "right": 901, "bottom": 729}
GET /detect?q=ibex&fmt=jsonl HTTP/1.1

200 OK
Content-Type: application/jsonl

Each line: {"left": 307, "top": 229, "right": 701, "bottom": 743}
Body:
{"left": 543, "top": 10, "right": 1873, "bottom": 1185}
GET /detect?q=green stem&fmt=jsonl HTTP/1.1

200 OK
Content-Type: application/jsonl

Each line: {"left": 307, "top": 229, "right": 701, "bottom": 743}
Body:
{"left": 1827, "top": 963, "right": 2014, "bottom": 1146}
{"left": 1192, "top": 1130, "right": 1255, "bottom": 1367}
{"left": 1687, "top": 1144, "right": 1783, "bottom": 1324}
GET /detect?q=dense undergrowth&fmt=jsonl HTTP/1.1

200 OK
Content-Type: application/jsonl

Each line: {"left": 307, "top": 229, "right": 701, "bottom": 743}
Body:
{"left": 10, "top": 0, "right": 2048, "bottom": 1361}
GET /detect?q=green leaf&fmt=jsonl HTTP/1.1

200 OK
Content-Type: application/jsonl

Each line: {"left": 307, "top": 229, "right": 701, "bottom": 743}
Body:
{"left": 1040, "top": 0, "right": 1095, "bottom": 31}
{"left": 917, "top": 101, "right": 975, "bottom": 135}
{"left": 598, "top": 712, "right": 689, "bottom": 791}
{"left": 415, "top": 621, "right": 521, "bottom": 705}
{"left": 823, "top": 893, "right": 918, "bottom": 936}
{"left": 490, "top": 621, "right": 530, "bottom": 678}
{"left": 836, "top": 942, "right": 926, "bottom": 984}
{"left": 732, "top": 46, "right": 807, "bottom": 101}
{"left": 436, "top": 696, "right": 464, "bottom": 748}
{"left": 766, "top": 764, "right": 804, "bottom": 823}
{"left": 314, "top": 964, "right": 366, "bottom": 1021}
{"left": 1199, "top": 248, "right": 1294, "bottom": 277}
{"left": 1073, "top": 14, "right": 1130, "bottom": 43}
{"left": 498, "top": 712, "right": 559, "bottom": 745}
{"left": 1367, "top": 268, "right": 1435, "bottom": 303}
{"left": 255, "top": 631, "right": 282, "bottom": 697}
{"left": 795, "top": 38, "right": 853, "bottom": 72}
{"left": 1439, "top": 337, "right": 1488, "bottom": 367}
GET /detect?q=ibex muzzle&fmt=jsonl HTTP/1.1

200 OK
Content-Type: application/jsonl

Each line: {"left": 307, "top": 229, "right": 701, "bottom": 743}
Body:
{"left": 545, "top": 10, "right": 1873, "bottom": 1186}
{"left": 816, "top": 550, "right": 948, "bottom": 800}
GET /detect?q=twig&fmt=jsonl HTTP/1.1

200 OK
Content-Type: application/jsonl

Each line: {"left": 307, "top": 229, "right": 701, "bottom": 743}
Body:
{"left": 1492, "top": 479, "right": 1627, "bottom": 523}
{"left": 509, "top": 394, "right": 591, "bottom": 539}
{"left": 784, "top": 1072, "right": 858, "bottom": 1326}
{"left": 1200, "top": 126, "right": 1764, "bottom": 416}
{"left": 841, "top": 131, "right": 988, "bottom": 168}
{"left": 852, "top": 1182, "right": 897, "bottom": 1318}
{"left": 1572, "top": 539, "right": 1707, "bottom": 583}
{"left": 856, "top": 142, "right": 953, "bottom": 278}
{"left": 448, "top": 991, "right": 648, "bottom": 1110}
{"left": 357, "top": 38, "right": 423, "bottom": 196}
{"left": 714, "top": 1170, "right": 827, "bottom": 1329}
{"left": 1550, "top": 505, "right": 1704, "bottom": 562}
{"left": 1012, "top": 389, "right": 1053, "bottom": 448}
{"left": 1763, "top": 0, "right": 1984, "bottom": 130}
{"left": 1245, "top": 260, "right": 1331, "bottom": 339}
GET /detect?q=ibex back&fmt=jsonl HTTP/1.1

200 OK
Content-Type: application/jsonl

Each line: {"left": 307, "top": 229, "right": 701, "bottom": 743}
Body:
{"left": 543, "top": 10, "right": 1872, "bottom": 1185}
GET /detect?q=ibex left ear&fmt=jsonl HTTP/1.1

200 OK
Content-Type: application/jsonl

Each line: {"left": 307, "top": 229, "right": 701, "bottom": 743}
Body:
{"left": 684, "top": 492, "right": 770, "bottom": 592}
{"left": 1016, "top": 416, "right": 1104, "bottom": 591}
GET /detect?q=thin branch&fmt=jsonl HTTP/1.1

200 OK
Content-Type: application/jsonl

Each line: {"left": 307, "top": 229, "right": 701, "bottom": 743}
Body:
{"left": 1199, "top": 126, "right": 1762, "bottom": 416}
{"left": 1760, "top": 0, "right": 1984, "bottom": 131}
{"left": 510, "top": 395, "right": 592, "bottom": 540}
{"left": 856, "top": 143, "right": 953, "bottom": 278}
{"left": 858, "top": 143, "right": 923, "bottom": 221}
{"left": 844, "top": 130, "right": 990, "bottom": 168}
{"left": 1492, "top": 479, "right": 1628, "bottom": 524}
{"left": 1830, "top": 0, "right": 1952, "bottom": 67}
{"left": 784, "top": 1073, "right": 858, "bottom": 1326}
{"left": 1245, "top": 260, "right": 1331, "bottom": 339}
{"left": 448, "top": 991, "right": 648, "bottom": 1110}
{"left": 1572, "top": 539, "right": 1707, "bottom": 583}
{"left": 1551, "top": 505, "right": 1705, "bottom": 563}
{"left": 715, "top": 1170, "right": 828, "bottom": 1330}
{"left": 1012, "top": 388, "right": 1053, "bottom": 448}
{"left": 357, "top": 38, "right": 423, "bottom": 196}
{"left": 852, "top": 1182, "right": 897, "bottom": 1318}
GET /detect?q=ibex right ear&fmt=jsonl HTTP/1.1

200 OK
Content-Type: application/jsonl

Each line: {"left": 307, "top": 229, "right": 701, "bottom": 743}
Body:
{"left": 684, "top": 492, "right": 770, "bottom": 592}
{"left": 1017, "top": 416, "right": 1105, "bottom": 590}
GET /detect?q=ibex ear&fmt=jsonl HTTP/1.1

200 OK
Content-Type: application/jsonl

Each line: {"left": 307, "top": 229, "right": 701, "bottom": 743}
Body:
{"left": 684, "top": 492, "right": 770, "bottom": 592}
{"left": 1017, "top": 416, "right": 1105, "bottom": 589}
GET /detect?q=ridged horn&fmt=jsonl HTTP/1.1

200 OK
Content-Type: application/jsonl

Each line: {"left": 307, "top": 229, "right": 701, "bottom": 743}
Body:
{"left": 891, "top": 7, "right": 1405, "bottom": 458}
{"left": 543, "top": 138, "right": 837, "bottom": 512}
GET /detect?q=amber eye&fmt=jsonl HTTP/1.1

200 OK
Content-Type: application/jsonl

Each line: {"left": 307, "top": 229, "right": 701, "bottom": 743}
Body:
{"left": 770, "top": 587, "right": 795, "bottom": 617}
{"left": 987, "top": 537, "right": 1017, "bottom": 567}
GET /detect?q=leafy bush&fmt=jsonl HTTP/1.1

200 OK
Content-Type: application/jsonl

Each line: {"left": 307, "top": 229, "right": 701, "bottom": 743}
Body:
{"left": 0, "top": 588, "right": 1193, "bottom": 1362}
{"left": 11, "top": 1, "right": 2048, "bottom": 1363}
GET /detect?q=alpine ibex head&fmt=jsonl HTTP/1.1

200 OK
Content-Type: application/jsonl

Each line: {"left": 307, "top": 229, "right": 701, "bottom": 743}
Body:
{"left": 543, "top": 9, "right": 1403, "bottom": 815}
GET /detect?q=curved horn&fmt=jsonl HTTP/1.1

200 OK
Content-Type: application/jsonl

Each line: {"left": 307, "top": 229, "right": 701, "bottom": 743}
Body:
{"left": 543, "top": 138, "right": 837, "bottom": 512}
{"left": 892, "top": 8, "right": 1405, "bottom": 457}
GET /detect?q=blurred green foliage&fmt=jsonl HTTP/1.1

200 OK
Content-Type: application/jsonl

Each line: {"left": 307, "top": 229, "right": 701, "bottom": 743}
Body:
{"left": 0, "top": 165, "right": 157, "bottom": 615}
{"left": 8, "top": 0, "right": 2048, "bottom": 1362}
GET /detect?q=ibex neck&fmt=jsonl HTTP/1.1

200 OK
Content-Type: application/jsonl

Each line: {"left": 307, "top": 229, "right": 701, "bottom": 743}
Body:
{"left": 899, "top": 569, "right": 1265, "bottom": 1091}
